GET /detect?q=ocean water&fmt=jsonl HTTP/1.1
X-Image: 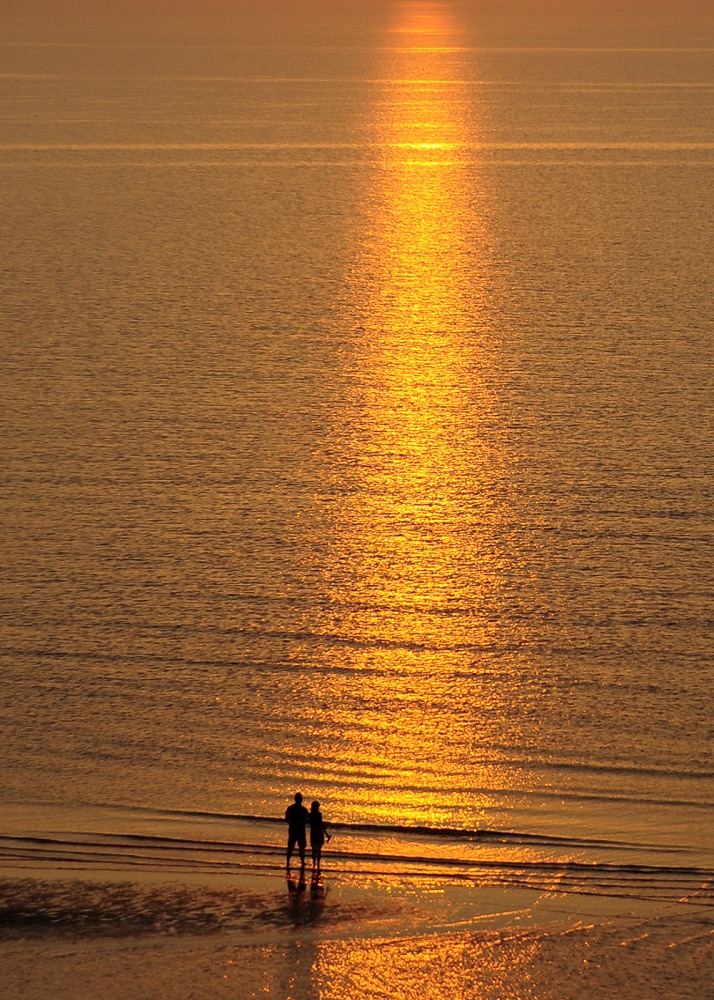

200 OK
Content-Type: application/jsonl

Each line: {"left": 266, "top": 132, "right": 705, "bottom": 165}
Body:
{"left": 1, "top": 0, "right": 713, "bottom": 961}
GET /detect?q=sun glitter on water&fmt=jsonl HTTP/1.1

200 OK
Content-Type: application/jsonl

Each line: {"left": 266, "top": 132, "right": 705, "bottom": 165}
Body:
{"left": 305, "top": 1, "right": 526, "bottom": 832}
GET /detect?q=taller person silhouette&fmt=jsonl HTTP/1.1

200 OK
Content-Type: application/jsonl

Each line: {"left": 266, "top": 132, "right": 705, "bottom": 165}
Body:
{"left": 284, "top": 791, "right": 309, "bottom": 870}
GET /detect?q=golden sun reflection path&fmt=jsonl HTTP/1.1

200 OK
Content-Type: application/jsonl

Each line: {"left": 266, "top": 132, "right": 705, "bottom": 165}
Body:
{"left": 312, "top": 3, "right": 526, "bottom": 831}
{"left": 345, "top": 5, "right": 494, "bottom": 642}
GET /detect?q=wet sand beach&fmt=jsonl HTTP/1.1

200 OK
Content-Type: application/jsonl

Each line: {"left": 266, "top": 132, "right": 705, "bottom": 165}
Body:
{"left": 2, "top": 874, "right": 713, "bottom": 999}
{"left": 1, "top": 806, "right": 713, "bottom": 999}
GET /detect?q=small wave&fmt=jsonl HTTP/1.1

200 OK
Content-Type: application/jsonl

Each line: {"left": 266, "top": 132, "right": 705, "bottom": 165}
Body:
{"left": 5, "top": 830, "right": 709, "bottom": 883}
{"left": 2, "top": 831, "right": 712, "bottom": 881}
{"left": 478, "top": 754, "right": 714, "bottom": 782}
{"left": 125, "top": 806, "right": 691, "bottom": 851}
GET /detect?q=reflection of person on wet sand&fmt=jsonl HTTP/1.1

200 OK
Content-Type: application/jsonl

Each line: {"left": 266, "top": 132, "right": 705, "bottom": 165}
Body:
{"left": 286, "top": 868, "right": 326, "bottom": 924}
{"left": 287, "top": 869, "right": 307, "bottom": 896}
{"left": 310, "top": 867, "right": 326, "bottom": 900}
{"left": 285, "top": 792, "right": 309, "bottom": 870}
{"left": 307, "top": 800, "right": 331, "bottom": 870}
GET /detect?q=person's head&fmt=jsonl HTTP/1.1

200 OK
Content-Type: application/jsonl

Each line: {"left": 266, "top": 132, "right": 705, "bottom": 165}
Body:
{"left": 310, "top": 800, "right": 320, "bottom": 812}
{"left": 294, "top": 792, "right": 303, "bottom": 804}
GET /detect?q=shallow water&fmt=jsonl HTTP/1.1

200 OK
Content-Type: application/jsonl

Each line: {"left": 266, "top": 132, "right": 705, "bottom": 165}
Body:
{"left": 1, "top": 0, "right": 712, "bottom": 930}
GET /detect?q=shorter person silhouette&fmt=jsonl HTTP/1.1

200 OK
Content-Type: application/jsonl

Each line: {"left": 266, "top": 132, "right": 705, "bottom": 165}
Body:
{"left": 307, "top": 800, "right": 331, "bottom": 871}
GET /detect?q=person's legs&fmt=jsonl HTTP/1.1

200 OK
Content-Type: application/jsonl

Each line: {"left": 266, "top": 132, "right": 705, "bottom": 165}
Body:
{"left": 297, "top": 830, "right": 307, "bottom": 866}
{"left": 311, "top": 836, "right": 323, "bottom": 869}
{"left": 287, "top": 830, "right": 297, "bottom": 867}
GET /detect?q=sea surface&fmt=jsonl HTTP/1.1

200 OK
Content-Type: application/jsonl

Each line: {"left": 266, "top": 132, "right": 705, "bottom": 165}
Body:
{"left": 0, "top": 0, "right": 712, "bottom": 975}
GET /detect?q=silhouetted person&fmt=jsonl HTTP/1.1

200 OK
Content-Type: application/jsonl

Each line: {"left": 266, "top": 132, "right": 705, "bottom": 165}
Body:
{"left": 307, "top": 799, "right": 331, "bottom": 870}
{"left": 285, "top": 792, "right": 309, "bottom": 869}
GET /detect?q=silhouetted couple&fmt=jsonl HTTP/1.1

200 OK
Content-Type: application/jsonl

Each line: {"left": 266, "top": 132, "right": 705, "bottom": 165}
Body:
{"left": 285, "top": 792, "right": 331, "bottom": 870}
